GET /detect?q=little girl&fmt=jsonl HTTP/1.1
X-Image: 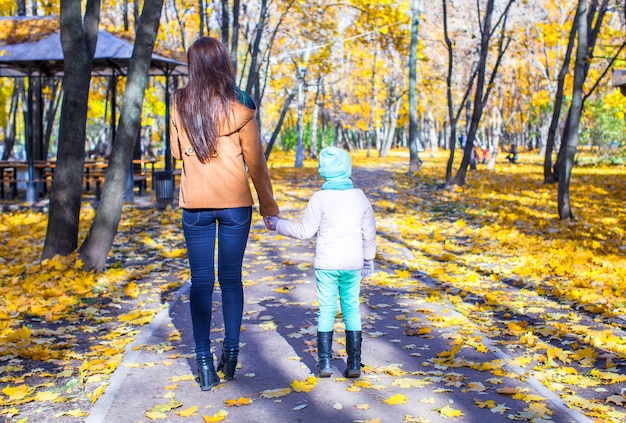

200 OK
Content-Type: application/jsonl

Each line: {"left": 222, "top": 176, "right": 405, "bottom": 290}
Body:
{"left": 267, "top": 146, "right": 376, "bottom": 378}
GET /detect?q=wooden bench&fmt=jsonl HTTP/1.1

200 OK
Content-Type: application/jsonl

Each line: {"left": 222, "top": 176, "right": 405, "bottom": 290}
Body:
{"left": 0, "top": 165, "right": 52, "bottom": 199}
{"left": 133, "top": 173, "right": 149, "bottom": 196}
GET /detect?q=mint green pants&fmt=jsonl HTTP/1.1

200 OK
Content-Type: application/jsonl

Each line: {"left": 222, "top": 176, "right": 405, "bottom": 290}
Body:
{"left": 315, "top": 269, "right": 362, "bottom": 332}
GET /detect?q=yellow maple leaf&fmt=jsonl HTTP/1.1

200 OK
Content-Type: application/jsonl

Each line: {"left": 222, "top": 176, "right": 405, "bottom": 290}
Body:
{"left": 224, "top": 397, "right": 253, "bottom": 407}
{"left": 383, "top": 394, "right": 408, "bottom": 405}
{"left": 202, "top": 409, "right": 228, "bottom": 422}
{"left": 34, "top": 391, "right": 60, "bottom": 402}
{"left": 392, "top": 378, "right": 431, "bottom": 389}
{"left": 437, "top": 404, "right": 463, "bottom": 417}
{"left": 161, "top": 248, "right": 186, "bottom": 258}
{"left": 170, "top": 374, "right": 195, "bottom": 382}
{"left": 475, "top": 399, "right": 496, "bottom": 408}
{"left": 56, "top": 409, "right": 89, "bottom": 418}
{"left": 176, "top": 406, "right": 198, "bottom": 417}
{"left": 2, "top": 385, "right": 30, "bottom": 401}
{"left": 123, "top": 282, "right": 140, "bottom": 298}
{"left": 527, "top": 402, "right": 552, "bottom": 417}
{"left": 291, "top": 376, "right": 317, "bottom": 393}
{"left": 88, "top": 385, "right": 106, "bottom": 403}
{"left": 145, "top": 410, "right": 168, "bottom": 420}
{"left": 355, "top": 403, "right": 370, "bottom": 410}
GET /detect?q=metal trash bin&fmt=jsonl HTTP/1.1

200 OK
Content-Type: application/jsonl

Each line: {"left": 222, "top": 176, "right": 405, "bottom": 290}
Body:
{"left": 153, "top": 170, "right": 174, "bottom": 203}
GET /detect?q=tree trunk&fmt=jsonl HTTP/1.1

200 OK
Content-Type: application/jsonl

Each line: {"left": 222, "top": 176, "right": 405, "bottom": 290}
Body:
{"left": 443, "top": 0, "right": 456, "bottom": 183}
{"left": 230, "top": 0, "right": 240, "bottom": 73}
{"left": 198, "top": 0, "right": 206, "bottom": 36}
{"left": 310, "top": 77, "right": 321, "bottom": 159}
{"left": 380, "top": 96, "right": 401, "bottom": 158}
{"left": 449, "top": 0, "right": 495, "bottom": 187}
{"left": 553, "top": 0, "right": 609, "bottom": 182}
{"left": 408, "top": 0, "right": 422, "bottom": 172}
{"left": 220, "top": 0, "right": 228, "bottom": 44}
{"left": 2, "top": 82, "right": 21, "bottom": 160}
{"left": 558, "top": 0, "right": 588, "bottom": 221}
{"left": 245, "top": 0, "right": 268, "bottom": 105}
{"left": 265, "top": 90, "right": 295, "bottom": 160}
{"left": 42, "top": 0, "right": 100, "bottom": 260}
{"left": 79, "top": 0, "right": 164, "bottom": 271}
{"left": 544, "top": 6, "right": 578, "bottom": 184}
{"left": 368, "top": 45, "right": 378, "bottom": 158}
{"left": 449, "top": 0, "right": 513, "bottom": 187}
{"left": 295, "top": 66, "right": 306, "bottom": 168}
{"left": 43, "top": 78, "right": 62, "bottom": 160}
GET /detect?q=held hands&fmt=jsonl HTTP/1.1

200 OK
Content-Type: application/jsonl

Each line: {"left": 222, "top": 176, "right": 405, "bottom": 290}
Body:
{"left": 264, "top": 215, "right": 280, "bottom": 231}
{"left": 361, "top": 260, "right": 375, "bottom": 278}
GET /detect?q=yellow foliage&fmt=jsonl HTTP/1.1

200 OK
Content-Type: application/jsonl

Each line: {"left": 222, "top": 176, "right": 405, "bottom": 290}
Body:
{"left": 437, "top": 404, "right": 464, "bottom": 417}
{"left": 291, "top": 376, "right": 317, "bottom": 393}
{"left": 383, "top": 394, "right": 408, "bottom": 405}
{"left": 202, "top": 410, "right": 228, "bottom": 422}
{"left": 224, "top": 397, "right": 253, "bottom": 406}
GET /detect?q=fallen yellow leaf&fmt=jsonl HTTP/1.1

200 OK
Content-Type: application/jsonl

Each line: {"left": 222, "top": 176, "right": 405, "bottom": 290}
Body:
{"left": 437, "top": 404, "right": 463, "bottom": 418}
{"left": 383, "top": 394, "right": 408, "bottom": 405}
{"left": 202, "top": 409, "right": 228, "bottom": 422}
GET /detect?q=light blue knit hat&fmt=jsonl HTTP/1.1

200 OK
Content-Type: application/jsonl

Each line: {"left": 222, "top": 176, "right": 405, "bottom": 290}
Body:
{"left": 318, "top": 146, "right": 352, "bottom": 180}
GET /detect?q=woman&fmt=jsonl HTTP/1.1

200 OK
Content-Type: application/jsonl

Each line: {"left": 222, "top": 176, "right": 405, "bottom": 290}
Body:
{"left": 171, "top": 36, "right": 279, "bottom": 391}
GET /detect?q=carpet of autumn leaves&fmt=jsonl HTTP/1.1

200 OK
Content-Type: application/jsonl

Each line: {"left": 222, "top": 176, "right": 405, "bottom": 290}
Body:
{"left": 0, "top": 148, "right": 625, "bottom": 422}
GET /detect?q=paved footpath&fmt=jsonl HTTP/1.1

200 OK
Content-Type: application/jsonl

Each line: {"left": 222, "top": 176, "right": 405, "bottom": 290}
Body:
{"left": 85, "top": 169, "right": 594, "bottom": 423}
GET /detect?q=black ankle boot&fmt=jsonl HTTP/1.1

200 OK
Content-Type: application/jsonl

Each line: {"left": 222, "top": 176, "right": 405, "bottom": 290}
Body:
{"left": 344, "top": 330, "right": 362, "bottom": 378}
{"left": 217, "top": 347, "right": 239, "bottom": 381}
{"left": 196, "top": 355, "right": 220, "bottom": 390}
{"left": 317, "top": 331, "right": 334, "bottom": 377}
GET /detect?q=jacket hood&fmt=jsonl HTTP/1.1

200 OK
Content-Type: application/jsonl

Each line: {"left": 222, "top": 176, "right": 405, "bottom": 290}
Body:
{"left": 318, "top": 146, "right": 352, "bottom": 180}
{"left": 218, "top": 88, "right": 257, "bottom": 137}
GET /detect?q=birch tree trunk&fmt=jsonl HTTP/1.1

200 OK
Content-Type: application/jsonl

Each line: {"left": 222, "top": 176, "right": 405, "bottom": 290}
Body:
{"left": 408, "top": 0, "right": 422, "bottom": 172}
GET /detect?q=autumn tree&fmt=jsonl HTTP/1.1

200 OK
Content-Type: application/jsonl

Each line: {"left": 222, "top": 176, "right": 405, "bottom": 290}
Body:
{"left": 554, "top": 0, "right": 625, "bottom": 219}
{"left": 442, "top": 0, "right": 477, "bottom": 182}
{"left": 446, "top": 0, "right": 515, "bottom": 188}
{"left": 79, "top": 0, "right": 165, "bottom": 271}
{"left": 42, "top": 0, "right": 101, "bottom": 259}
{"left": 408, "top": 0, "right": 423, "bottom": 172}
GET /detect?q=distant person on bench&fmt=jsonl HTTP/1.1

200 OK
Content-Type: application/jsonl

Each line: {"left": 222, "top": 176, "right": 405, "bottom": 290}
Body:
{"left": 506, "top": 144, "right": 518, "bottom": 163}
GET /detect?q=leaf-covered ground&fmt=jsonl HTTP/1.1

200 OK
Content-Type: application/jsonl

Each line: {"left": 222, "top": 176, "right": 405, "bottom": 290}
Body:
{"left": 0, "top": 148, "right": 624, "bottom": 422}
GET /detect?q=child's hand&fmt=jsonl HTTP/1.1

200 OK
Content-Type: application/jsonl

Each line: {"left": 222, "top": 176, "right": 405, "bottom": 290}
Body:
{"left": 264, "top": 216, "right": 280, "bottom": 231}
{"left": 361, "top": 260, "right": 374, "bottom": 277}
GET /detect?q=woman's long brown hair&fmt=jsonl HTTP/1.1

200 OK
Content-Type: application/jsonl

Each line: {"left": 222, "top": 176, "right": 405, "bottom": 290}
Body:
{"left": 174, "top": 37, "right": 235, "bottom": 163}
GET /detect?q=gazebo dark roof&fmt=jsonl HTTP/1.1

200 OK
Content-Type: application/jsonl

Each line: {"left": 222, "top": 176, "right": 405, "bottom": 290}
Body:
{"left": 0, "top": 17, "right": 187, "bottom": 77}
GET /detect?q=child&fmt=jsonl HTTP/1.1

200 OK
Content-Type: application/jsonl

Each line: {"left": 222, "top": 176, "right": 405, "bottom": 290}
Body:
{"left": 266, "top": 146, "right": 376, "bottom": 378}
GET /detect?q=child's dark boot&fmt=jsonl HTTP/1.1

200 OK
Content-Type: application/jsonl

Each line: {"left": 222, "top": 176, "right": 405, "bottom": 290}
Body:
{"left": 344, "top": 330, "right": 362, "bottom": 378}
{"left": 316, "top": 331, "right": 334, "bottom": 377}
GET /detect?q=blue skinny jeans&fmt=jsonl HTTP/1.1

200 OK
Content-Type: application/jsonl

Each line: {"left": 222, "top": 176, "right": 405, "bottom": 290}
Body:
{"left": 182, "top": 206, "right": 252, "bottom": 358}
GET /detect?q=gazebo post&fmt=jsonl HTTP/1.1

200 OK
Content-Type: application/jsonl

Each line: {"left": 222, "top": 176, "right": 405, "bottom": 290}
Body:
{"left": 164, "top": 68, "right": 172, "bottom": 172}
{"left": 26, "top": 66, "right": 37, "bottom": 204}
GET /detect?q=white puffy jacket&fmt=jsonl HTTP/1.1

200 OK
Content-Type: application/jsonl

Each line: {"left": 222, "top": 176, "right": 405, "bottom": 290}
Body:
{"left": 276, "top": 188, "right": 376, "bottom": 270}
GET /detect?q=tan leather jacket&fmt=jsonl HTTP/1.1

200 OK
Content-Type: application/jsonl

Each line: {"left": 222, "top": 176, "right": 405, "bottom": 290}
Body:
{"left": 170, "top": 97, "right": 279, "bottom": 216}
